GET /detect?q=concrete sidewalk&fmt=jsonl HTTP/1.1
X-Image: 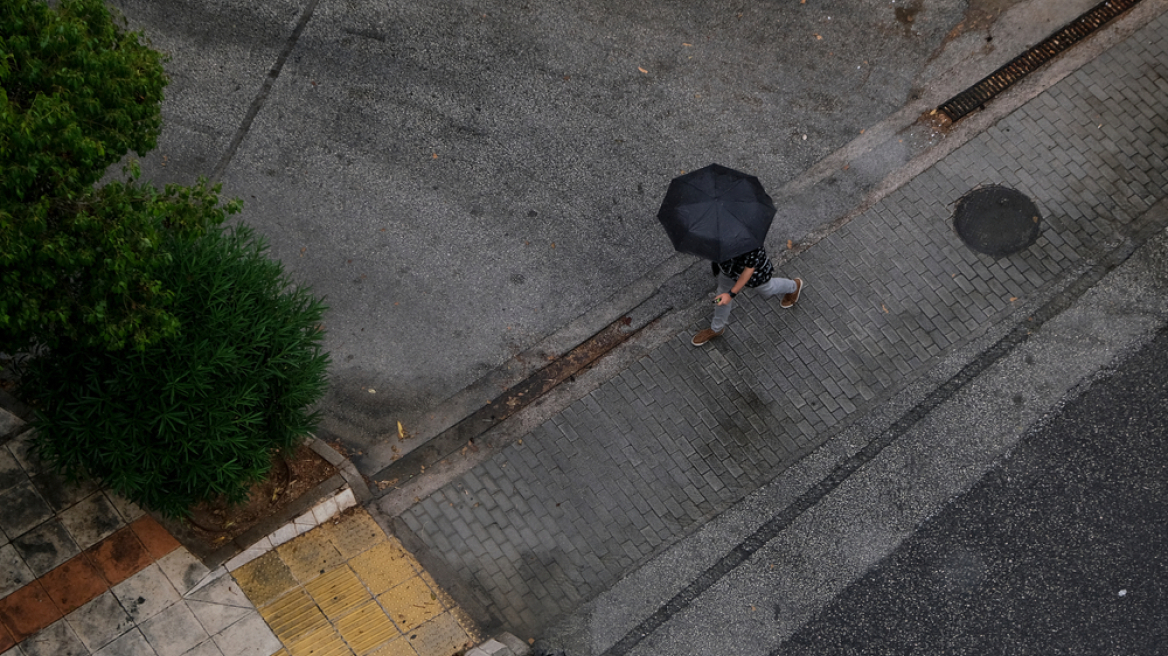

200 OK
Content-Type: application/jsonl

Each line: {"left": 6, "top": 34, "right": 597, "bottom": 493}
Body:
{"left": 377, "top": 1, "right": 1168, "bottom": 645}
{"left": 0, "top": 413, "right": 487, "bottom": 656}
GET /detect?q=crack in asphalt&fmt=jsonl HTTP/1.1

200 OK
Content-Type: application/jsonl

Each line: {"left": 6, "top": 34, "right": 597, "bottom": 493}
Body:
{"left": 211, "top": 0, "right": 322, "bottom": 182}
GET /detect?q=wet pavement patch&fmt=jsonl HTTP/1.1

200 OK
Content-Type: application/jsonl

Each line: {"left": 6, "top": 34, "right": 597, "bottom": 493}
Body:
{"left": 953, "top": 185, "right": 1041, "bottom": 257}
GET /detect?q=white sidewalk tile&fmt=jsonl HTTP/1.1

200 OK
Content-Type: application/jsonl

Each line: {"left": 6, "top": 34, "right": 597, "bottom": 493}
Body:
{"left": 65, "top": 591, "right": 134, "bottom": 652}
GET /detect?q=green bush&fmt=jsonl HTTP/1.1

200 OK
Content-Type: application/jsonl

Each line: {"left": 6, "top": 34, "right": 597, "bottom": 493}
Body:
{"left": 1, "top": 0, "right": 185, "bottom": 353}
{"left": 21, "top": 224, "right": 330, "bottom": 518}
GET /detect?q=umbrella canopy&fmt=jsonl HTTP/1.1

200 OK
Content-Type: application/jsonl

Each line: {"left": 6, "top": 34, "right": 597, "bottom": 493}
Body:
{"left": 656, "top": 164, "right": 776, "bottom": 262}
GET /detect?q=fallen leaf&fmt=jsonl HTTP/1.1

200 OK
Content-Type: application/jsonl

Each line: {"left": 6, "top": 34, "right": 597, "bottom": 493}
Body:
{"left": 638, "top": 66, "right": 648, "bottom": 74}
{"left": 882, "top": 304, "right": 889, "bottom": 313}
{"left": 815, "top": 34, "right": 823, "bottom": 40}
{"left": 787, "top": 239, "right": 793, "bottom": 250}
{"left": 1010, "top": 296, "right": 1018, "bottom": 302}
{"left": 682, "top": 42, "right": 692, "bottom": 47}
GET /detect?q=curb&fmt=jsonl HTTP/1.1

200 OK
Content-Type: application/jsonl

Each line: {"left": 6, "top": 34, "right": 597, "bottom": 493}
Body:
{"left": 157, "top": 435, "right": 372, "bottom": 569}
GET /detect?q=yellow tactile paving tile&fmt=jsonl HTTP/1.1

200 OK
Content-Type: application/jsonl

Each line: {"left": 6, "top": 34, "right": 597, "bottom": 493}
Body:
{"left": 235, "top": 505, "right": 480, "bottom": 656}
{"left": 404, "top": 613, "right": 473, "bottom": 656}
{"left": 365, "top": 636, "right": 418, "bottom": 656}
{"left": 260, "top": 589, "right": 331, "bottom": 644}
{"left": 317, "top": 510, "right": 385, "bottom": 559}
{"left": 236, "top": 550, "right": 302, "bottom": 607}
{"left": 286, "top": 624, "right": 354, "bottom": 656}
{"left": 305, "top": 566, "right": 371, "bottom": 619}
{"left": 334, "top": 599, "right": 401, "bottom": 654}
{"left": 279, "top": 529, "right": 347, "bottom": 584}
{"left": 378, "top": 575, "right": 444, "bottom": 632}
{"left": 348, "top": 541, "right": 418, "bottom": 596}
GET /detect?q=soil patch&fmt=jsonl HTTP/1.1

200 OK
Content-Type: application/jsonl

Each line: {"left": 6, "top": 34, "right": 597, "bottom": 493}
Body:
{"left": 182, "top": 443, "right": 337, "bottom": 551}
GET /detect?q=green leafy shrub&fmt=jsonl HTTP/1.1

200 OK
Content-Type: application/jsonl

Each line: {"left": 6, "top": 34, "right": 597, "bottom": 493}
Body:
{"left": 1, "top": 0, "right": 184, "bottom": 353}
{"left": 21, "top": 224, "right": 330, "bottom": 518}
{"left": 2, "top": 174, "right": 235, "bottom": 352}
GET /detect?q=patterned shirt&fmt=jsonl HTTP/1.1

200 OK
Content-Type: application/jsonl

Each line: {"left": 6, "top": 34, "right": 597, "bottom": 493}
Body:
{"left": 716, "top": 248, "right": 774, "bottom": 288}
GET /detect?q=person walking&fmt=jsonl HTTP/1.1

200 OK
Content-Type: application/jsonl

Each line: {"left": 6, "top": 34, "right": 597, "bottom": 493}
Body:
{"left": 692, "top": 246, "right": 802, "bottom": 346}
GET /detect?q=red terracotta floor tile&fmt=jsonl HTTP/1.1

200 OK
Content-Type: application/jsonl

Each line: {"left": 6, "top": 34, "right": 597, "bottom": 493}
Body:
{"left": 0, "top": 621, "right": 15, "bottom": 652}
{"left": 39, "top": 553, "right": 108, "bottom": 615}
{"left": 130, "top": 515, "right": 180, "bottom": 560}
{"left": 0, "top": 581, "right": 62, "bottom": 642}
{"left": 86, "top": 525, "right": 152, "bottom": 586}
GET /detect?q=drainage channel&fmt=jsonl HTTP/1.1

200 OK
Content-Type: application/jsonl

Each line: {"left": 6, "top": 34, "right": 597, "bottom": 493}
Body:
{"left": 369, "top": 312, "right": 661, "bottom": 493}
{"left": 938, "top": 0, "right": 1142, "bottom": 123}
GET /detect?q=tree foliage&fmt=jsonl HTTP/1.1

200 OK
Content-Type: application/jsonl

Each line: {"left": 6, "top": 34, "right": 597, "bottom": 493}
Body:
{"left": 22, "top": 225, "right": 331, "bottom": 518}
{"left": 0, "top": 0, "right": 190, "bottom": 352}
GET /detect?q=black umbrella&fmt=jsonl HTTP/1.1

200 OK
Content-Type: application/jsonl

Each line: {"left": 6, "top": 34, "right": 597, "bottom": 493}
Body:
{"left": 656, "top": 163, "right": 776, "bottom": 262}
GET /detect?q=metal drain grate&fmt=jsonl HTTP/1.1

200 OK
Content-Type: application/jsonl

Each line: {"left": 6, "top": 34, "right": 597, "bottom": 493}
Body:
{"left": 938, "top": 0, "right": 1142, "bottom": 122}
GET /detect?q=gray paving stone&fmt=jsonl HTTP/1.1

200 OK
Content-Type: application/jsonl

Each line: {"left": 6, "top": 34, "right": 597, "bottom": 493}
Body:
{"left": 28, "top": 470, "right": 101, "bottom": 513}
{"left": 66, "top": 591, "right": 135, "bottom": 652}
{"left": 0, "top": 448, "right": 25, "bottom": 493}
{"left": 0, "top": 479, "right": 53, "bottom": 539}
{"left": 0, "top": 543, "right": 35, "bottom": 599}
{"left": 57, "top": 491, "right": 124, "bottom": 550}
{"left": 94, "top": 628, "right": 157, "bottom": 656}
{"left": 19, "top": 620, "right": 88, "bottom": 656}
{"left": 140, "top": 602, "right": 209, "bottom": 656}
{"left": 12, "top": 519, "right": 80, "bottom": 577}
{"left": 209, "top": 611, "right": 280, "bottom": 656}
{"left": 155, "top": 550, "right": 211, "bottom": 598}
{"left": 113, "top": 564, "right": 182, "bottom": 624}
{"left": 178, "top": 640, "right": 224, "bottom": 656}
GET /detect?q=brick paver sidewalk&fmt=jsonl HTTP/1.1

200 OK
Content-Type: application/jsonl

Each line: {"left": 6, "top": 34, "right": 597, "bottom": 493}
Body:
{"left": 390, "top": 10, "right": 1168, "bottom": 638}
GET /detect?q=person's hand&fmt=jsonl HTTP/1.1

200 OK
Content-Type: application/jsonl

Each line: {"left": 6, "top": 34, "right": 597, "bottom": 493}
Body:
{"left": 714, "top": 293, "right": 733, "bottom": 306}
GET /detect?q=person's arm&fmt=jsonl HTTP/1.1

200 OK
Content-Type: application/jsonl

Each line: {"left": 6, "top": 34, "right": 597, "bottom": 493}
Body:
{"left": 715, "top": 267, "right": 754, "bottom": 305}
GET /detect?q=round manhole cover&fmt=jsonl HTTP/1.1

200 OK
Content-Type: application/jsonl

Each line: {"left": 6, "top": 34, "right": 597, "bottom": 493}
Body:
{"left": 953, "top": 185, "right": 1041, "bottom": 257}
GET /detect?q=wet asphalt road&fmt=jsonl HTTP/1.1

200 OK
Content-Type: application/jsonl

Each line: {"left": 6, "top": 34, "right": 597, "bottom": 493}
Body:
{"left": 777, "top": 327, "right": 1168, "bottom": 655}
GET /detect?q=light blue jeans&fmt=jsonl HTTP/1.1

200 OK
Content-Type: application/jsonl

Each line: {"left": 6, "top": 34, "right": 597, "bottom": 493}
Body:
{"left": 711, "top": 273, "right": 797, "bottom": 331}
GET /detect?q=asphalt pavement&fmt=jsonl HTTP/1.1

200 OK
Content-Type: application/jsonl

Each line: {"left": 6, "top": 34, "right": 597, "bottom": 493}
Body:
{"left": 110, "top": 0, "right": 1104, "bottom": 472}
{"left": 778, "top": 323, "right": 1168, "bottom": 655}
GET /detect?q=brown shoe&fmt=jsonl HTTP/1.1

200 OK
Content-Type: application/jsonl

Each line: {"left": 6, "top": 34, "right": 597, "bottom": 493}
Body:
{"left": 691, "top": 328, "right": 724, "bottom": 346}
{"left": 780, "top": 278, "right": 803, "bottom": 309}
